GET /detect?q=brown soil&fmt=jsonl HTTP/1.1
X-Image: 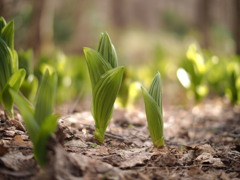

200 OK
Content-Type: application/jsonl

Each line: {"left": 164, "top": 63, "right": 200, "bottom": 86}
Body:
{"left": 0, "top": 99, "right": 240, "bottom": 180}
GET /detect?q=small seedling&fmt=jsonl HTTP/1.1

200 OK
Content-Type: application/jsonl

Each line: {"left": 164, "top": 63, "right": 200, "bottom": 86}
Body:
{"left": 177, "top": 44, "right": 208, "bottom": 102}
{"left": 84, "top": 32, "right": 124, "bottom": 143}
{"left": 0, "top": 17, "right": 26, "bottom": 116}
{"left": 226, "top": 58, "right": 240, "bottom": 104}
{"left": 11, "top": 69, "right": 58, "bottom": 167}
{"left": 142, "top": 72, "right": 164, "bottom": 147}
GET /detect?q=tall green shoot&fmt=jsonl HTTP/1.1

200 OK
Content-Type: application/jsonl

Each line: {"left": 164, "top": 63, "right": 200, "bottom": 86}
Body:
{"left": 11, "top": 69, "right": 58, "bottom": 167}
{"left": 0, "top": 17, "right": 26, "bottom": 116}
{"left": 84, "top": 32, "right": 124, "bottom": 143}
{"left": 142, "top": 72, "right": 164, "bottom": 147}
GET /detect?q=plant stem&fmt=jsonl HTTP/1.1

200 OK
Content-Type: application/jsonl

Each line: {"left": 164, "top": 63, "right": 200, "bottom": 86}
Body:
{"left": 94, "top": 128, "right": 104, "bottom": 143}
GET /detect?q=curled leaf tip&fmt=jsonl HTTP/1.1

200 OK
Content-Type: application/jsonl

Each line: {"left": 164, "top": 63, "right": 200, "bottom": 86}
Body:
{"left": 83, "top": 47, "right": 91, "bottom": 54}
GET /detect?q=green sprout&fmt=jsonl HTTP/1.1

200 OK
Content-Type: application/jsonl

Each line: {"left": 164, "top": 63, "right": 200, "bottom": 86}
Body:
{"left": 11, "top": 69, "right": 58, "bottom": 167}
{"left": 142, "top": 72, "right": 164, "bottom": 147}
{"left": 18, "top": 50, "right": 39, "bottom": 102}
{"left": 0, "top": 17, "right": 26, "bottom": 116}
{"left": 177, "top": 44, "right": 208, "bottom": 102}
{"left": 226, "top": 57, "right": 240, "bottom": 104}
{"left": 84, "top": 32, "right": 124, "bottom": 143}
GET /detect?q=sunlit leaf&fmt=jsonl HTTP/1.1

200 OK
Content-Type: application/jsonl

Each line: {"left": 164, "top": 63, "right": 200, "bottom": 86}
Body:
{"left": 149, "top": 72, "right": 162, "bottom": 111}
{"left": 83, "top": 47, "right": 112, "bottom": 87}
{"left": 0, "top": 17, "right": 7, "bottom": 32}
{"left": 21, "top": 75, "right": 39, "bottom": 102}
{"left": 1, "top": 69, "right": 26, "bottom": 116}
{"left": 0, "top": 37, "right": 12, "bottom": 91}
{"left": 98, "top": 32, "right": 118, "bottom": 68}
{"left": 142, "top": 72, "right": 164, "bottom": 147}
{"left": 34, "top": 70, "right": 57, "bottom": 125}
{"left": 11, "top": 49, "right": 18, "bottom": 73}
{"left": 84, "top": 32, "right": 124, "bottom": 143}
{"left": 11, "top": 69, "right": 58, "bottom": 167}
{"left": 8, "top": 69, "right": 26, "bottom": 91}
{"left": 93, "top": 67, "right": 124, "bottom": 142}
{"left": 1, "top": 20, "right": 14, "bottom": 51}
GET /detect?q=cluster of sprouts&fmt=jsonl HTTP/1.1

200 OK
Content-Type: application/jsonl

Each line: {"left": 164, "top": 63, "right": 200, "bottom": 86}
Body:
{"left": 0, "top": 17, "right": 165, "bottom": 168}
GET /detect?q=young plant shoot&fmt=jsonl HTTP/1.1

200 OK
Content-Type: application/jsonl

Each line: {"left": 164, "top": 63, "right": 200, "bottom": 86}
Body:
{"left": 84, "top": 32, "right": 124, "bottom": 143}
{"left": 10, "top": 69, "right": 58, "bottom": 167}
{"left": 142, "top": 72, "right": 164, "bottom": 147}
{"left": 0, "top": 17, "right": 26, "bottom": 116}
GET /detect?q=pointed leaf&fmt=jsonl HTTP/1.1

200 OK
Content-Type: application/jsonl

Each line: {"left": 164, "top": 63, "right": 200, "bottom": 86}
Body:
{"left": 10, "top": 90, "right": 38, "bottom": 141}
{"left": 93, "top": 66, "right": 124, "bottom": 142}
{"left": 142, "top": 87, "right": 164, "bottom": 147}
{"left": 0, "top": 17, "right": 6, "bottom": 32}
{"left": 97, "top": 32, "right": 118, "bottom": 68}
{"left": 34, "top": 114, "right": 59, "bottom": 167}
{"left": 0, "top": 37, "right": 12, "bottom": 91}
{"left": 1, "top": 21, "right": 14, "bottom": 50}
{"left": 21, "top": 75, "right": 39, "bottom": 102}
{"left": 149, "top": 72, "right": 162, "bottom": 113}
{"left": 8, "top": 69, "right": 26, "bottom": 91}
{"left": 34, "top": 70, "right": 57, "bottom": 125}
{"left": 2, "top": 85, "right": 13, "bottom": 116}
{"left": 11, "top": 49, "right": 18, "bottom": 73}
{"left": 84, "top": 48, "right": 112, "bottom": 87}
{"left": 1, "top": 69, "right": 26, "bottom": 116}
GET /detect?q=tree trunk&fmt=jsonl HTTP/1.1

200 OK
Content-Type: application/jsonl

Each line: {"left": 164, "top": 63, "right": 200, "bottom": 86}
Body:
{"left": 40, "top": 0, "right": 56, "bottom": 53}
{"left": 197, "top": 0, "right": 211, "bottom": 49}
{"left": 0, "top": 0, "right": 5, "bottom": 17}
{"left": 234, "top": 0, "right": 240, "bottom": 55}
{"left": 111, "top": 0, "right": 126, "bottom": 27}
{"left": 27, "top": 0, "right": 46, "bottom": 54}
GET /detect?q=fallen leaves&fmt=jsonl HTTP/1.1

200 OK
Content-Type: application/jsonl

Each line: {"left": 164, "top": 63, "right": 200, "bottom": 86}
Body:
{"left": 118, "top": 148, "right": 152, "bottom": 168}
{"left": 0, "top": 144, "right": 8, "bottom": 156}
{"left": 0, "top": 100, "right": 240, "bottom": 179}
{"left": 0, "top": 152, "right": 35, "bottom": 171}
{"left": 195, "top": 152, "right": 225, "bottom": 167}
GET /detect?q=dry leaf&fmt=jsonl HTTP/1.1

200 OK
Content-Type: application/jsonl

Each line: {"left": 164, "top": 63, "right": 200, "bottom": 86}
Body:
{"left": 12, "top": 135, "right": 26, "bottom": 146}
{"left": 118, "top": 148, "right": 152, "bottom": 168}
{"left": 0, "top": 144, "right": 8, "bottom": 156}
{"left": 0, "top": 152, "right": 34, "bottom": 171}
{"left": 195, "top": 152, "right": 225, "bottom": 167}
{"left": 10, "top": 120, "right": 26, "bottom": 131}
{"left": 64, "top": 139, "right": 88, "bottom": 148}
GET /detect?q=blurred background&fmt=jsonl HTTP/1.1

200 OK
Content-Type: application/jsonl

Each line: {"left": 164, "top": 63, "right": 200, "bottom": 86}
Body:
{"left": 1, "top": 0, "right": 240, "bottom": 108}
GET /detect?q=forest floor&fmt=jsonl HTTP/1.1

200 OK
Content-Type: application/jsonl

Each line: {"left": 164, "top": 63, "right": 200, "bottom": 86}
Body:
{"left": 0, "top": 99, "right": 240, "bottom": 180}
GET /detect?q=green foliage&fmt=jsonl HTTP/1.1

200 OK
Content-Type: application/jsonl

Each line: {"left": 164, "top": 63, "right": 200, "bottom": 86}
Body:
{"left": 177, "top": 43, "right": 240, "bottom": 105}
{"left": 142, "top": 72, "right": 164, "bottom": 147}
{"left": 177, "top": 44, "right": 208, "bottom": 102}
{"left": 35, "top": 52, "right": 90, "bottom": 103}
{"left": 18, "top": 50, "right": 39, "bottom": 102}
{"left": 117, "top": 68, "right": 143, "bottom": 108}
{"left": 84, "top": 32, "right": 124, "bottom": 143}
{"left": 225, "top": 57, "right": 240, "bottom": 104}
{"left": 117, "top": 70, "right": 131, "bottom": 107}
{"left": 11, "top": 69, "right": 58, "bottom": 167}
{"left": 0, "top": 17, "right": 26, "bottom": 116}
